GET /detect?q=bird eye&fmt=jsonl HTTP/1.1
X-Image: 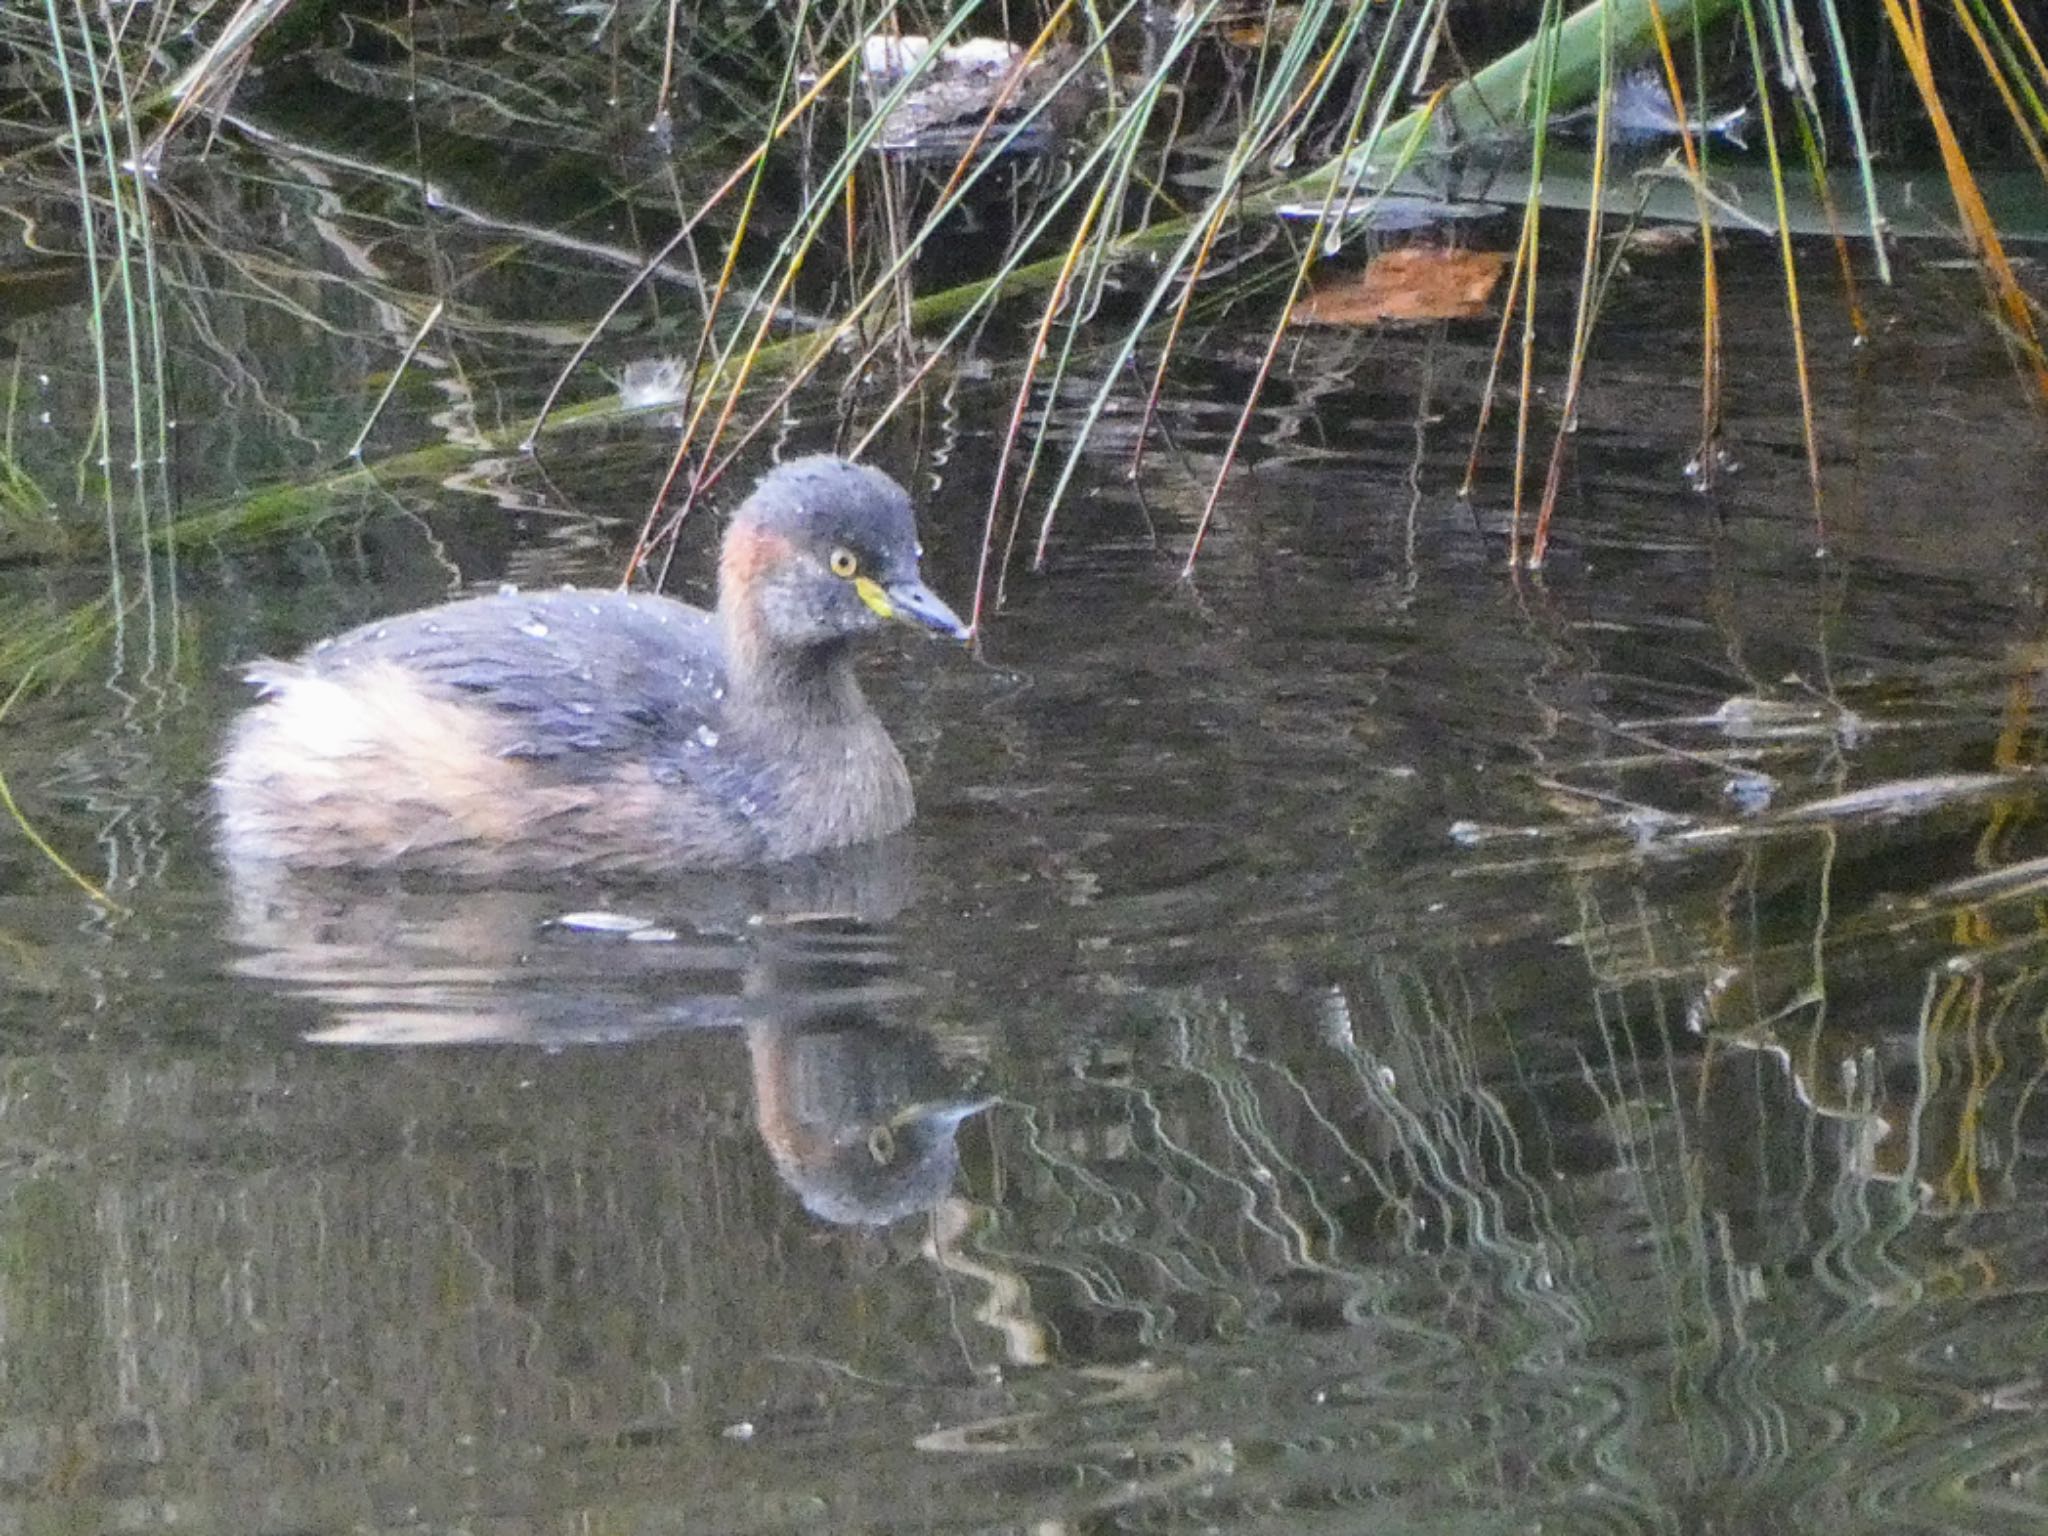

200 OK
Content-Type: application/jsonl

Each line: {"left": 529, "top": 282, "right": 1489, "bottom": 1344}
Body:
{"left": 829, "top": 547, "right": 859, "bottom": 579}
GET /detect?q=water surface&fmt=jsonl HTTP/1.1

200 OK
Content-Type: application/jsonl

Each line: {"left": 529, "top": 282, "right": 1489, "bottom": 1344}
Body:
{"left": 4, "top": 80, "right": 2048, "bottom": 1536}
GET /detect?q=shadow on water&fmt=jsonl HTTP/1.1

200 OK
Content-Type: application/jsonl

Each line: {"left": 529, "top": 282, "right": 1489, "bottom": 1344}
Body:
{"left": 6, "top": 19, "right": 2048, "bottom": 1536}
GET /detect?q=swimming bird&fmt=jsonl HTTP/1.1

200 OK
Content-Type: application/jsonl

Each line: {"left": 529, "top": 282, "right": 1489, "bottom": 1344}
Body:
{"left": 214, "top": 456, "right": 969, "bottom": 876}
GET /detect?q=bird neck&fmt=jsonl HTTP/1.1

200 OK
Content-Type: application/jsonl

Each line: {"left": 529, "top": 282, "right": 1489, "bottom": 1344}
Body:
{"left": 719, "top": 601, "right": 866, "bottom": 730}
{"left": 716, "top": 524, "right": 874, "bottom": 730}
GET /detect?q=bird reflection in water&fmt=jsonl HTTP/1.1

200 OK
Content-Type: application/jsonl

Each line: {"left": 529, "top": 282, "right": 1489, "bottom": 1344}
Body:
{"left": 221, "top": 835, "right": 993, "bottom": 1226}
{"left": 746, "top": 987, "right": 993, "bottom": 1227}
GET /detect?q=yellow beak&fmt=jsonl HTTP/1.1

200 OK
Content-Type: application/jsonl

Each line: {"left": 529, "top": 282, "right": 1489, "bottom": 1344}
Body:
{"left": 854, "top": 575, "right": 895, "bottom": 620}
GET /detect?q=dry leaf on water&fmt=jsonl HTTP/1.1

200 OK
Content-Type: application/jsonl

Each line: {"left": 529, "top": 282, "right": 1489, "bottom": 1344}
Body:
{"left": 1292, "top": 247, "right": 1509, "bottom": 326}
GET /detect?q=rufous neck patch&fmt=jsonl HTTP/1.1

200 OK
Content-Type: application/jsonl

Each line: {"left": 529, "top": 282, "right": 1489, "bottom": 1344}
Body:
{"left": 720, "top": 525, "right": 796, "bottom": 594}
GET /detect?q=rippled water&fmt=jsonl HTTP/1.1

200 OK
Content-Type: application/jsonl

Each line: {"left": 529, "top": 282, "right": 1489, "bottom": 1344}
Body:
{"left": 6, "top": 95, "right": 2048, "bottom": 1536}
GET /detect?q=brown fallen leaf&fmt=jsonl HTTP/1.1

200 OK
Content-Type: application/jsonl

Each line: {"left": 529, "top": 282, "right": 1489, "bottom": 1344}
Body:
{"left": 1292, "top": 246, "right": 1509, "bottom": 326}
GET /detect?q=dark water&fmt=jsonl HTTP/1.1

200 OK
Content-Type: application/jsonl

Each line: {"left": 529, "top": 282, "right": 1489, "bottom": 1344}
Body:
{"left": 7, "top": 67, "right": 2048, "bottom": 1536}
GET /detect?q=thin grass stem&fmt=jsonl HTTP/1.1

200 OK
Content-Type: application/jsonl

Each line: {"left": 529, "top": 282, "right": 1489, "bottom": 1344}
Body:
{"left": 1530, "top": 0, "right": 1615, "bottom": 569}
{"left": 1739, "top": 0, "right": 1828, "bottom": 543}
{"left": 348, "top": 300, "right": 445, "bottom": 461}
{"left": 0, "top": 671, "right": 124, "bottom": 912}
{"left": 1881, "top": 0, "right": 2047, "bottom": 395}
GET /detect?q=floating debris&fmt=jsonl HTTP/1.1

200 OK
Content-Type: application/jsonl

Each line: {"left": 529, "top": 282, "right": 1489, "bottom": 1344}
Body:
{"left": 1723, "top": 771, "right": 1776, "bottom": 815}
{"left": 1777, "top": 773, "right": 2026, "bottom": 823}
{"left": 1684, "top": 694, "right": 1868, "bottom": 743}
{"left": 1613, "top": 223, "right": 1703, "bottom": 257}
{"left": 1272, "top": 195, "right": 1504, "bottom": 234}
{"left": 1926, "top": 853, "right": 2048, "bottom": 906}
{"left": 1292, "top": 247, "right": 1509, "bottom": 326}
{"left": 1556, "top": 66, "right": 1749, "bottom": 149}
{"left": 850, "top": 36, "right": 1094, "bottom": 158}
{"left": 859, "top": 34, "right": 1021, "bottom": 84}
{"left": 860, "top": 32, "right": 934, "bottom": 80}
{"left": 618, "top": 356, "right": 686, "bottom": 410}
{"left": 552, "top": 910, "right": 659, "bottom": 935}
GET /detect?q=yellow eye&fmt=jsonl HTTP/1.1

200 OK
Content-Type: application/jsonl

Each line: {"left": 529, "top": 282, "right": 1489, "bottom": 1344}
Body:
{"left": 829, "top": 547, "right": 859, "bottom": 579}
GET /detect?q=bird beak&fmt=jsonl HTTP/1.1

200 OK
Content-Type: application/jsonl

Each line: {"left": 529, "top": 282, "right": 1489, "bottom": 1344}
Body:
{"left": 889, "top": 1095, "right": 998, "bottom": 1132}
{"left": 857, "top": 576, "right": 972, "bottom": 641}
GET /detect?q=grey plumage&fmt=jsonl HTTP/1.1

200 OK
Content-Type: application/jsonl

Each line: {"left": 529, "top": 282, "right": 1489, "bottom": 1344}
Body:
{"left": 214, "top": 457, "right": 963, "bottom": 876}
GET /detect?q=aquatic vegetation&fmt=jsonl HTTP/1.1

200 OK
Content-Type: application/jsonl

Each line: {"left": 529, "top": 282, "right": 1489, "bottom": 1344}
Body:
{"left": 0, "top": 0, "right": 2042, "bottom": 605}
{"left": 7, "top": 19, "right": 2048, "bottom": 1531}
